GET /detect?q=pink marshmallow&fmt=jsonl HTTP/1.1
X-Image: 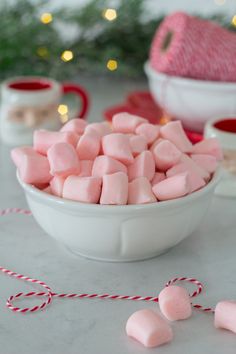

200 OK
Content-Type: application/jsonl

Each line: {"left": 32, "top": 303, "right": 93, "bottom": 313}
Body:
{"left": 152, "top": 173, "right": 190, "bottom": 201}
{"left": 50, "top": 176, "right": 66, "bottom": 197}
{"left": 78, "top": 160, "right": 93, "bottom": 177}
{"left": 18, "top": 154, "right": 52, "bottom": 185}
{"left": 100, "top": 172, "right": 128, "bottom": 205}
{"left": 160, "top": 121, "right": 192, "bottom": 153}
{"left": 85, "top": 122, "right": 112, "bottom": 137}
{"left": 135, "top": 123, "right": 160, "bottom": 145}
{"left": 180, "top": 154, "right": 210, "bottom": 181}
{"left": 128, "top": 151, "right": 155, "bottom": 182}
{"left": 149, "top": 138, "right": 164, "bottom": 153}
{"left": 112, "top": 112, "right": 147, "bottom": 133}
{"left": 126, "top": 309, "right": 173, "bottom": 348}
{"left": 153, "top": 140, "right": 182, "bottom": 171}
{"left": 60, "top": 118, "right": 87, "bottom": 135}
{"left": 34, "top": 130, "right": 78, "bottom": 155}
{"left": 159, "top": 286, "right": 192, "bottom": 321}
{"left": 128, "top": 177, "right": 156, "bottom": 204}
{"left": 47, "top": 142, "right": 80, "bottom": 177}
{"left": 76, "top": 132, "right": 100, "bottom": 160}
{"left": 102, "top": 133, "right": 134, "bottom": 165}
{"left": 191, "top": 154, "right": 218, "bottom": 174}
{"left": 11, "top": 146, "right": 38, "bottom": 168}
{"left": 92, "top": 155, "right": 127, "bottom": 178}
{"left": 215, "top": 301, "right": 236, "bottom": 334}
{"left": 63, "top": 176, "right": 102, "bottom": 203}
{"left": 129, "top": 135, "right": 147, "bottom": 156}
{"left": 191, "top": 138, "right": 223, "bottom": 161}
{"left": 167, "top": 163, "right": 206, "bottom": 193}
{"left": 151, "top": 172, "right": 166, "bottom": 186}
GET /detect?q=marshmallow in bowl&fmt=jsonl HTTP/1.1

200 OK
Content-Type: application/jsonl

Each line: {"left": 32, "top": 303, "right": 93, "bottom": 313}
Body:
{"left": 12, "top": 115, "right": 220, "bottom": 205}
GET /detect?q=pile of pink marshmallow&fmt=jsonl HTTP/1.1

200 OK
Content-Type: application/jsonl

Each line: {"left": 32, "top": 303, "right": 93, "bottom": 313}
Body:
{"left": 11, "top": 113, "right": 222, "bottom": 205}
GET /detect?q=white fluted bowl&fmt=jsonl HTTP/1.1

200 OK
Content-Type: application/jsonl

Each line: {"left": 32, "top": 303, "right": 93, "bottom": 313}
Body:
{"left": 144, "top": 61, "right": 236, "bottom": 132}
{"left": 17, "top": 171, "right": 220, "bottom": 262}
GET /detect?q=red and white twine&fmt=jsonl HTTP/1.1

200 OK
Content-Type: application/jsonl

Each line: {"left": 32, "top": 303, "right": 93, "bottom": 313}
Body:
{"left": 0, "top": 208, "right": 214, "bottom": 314}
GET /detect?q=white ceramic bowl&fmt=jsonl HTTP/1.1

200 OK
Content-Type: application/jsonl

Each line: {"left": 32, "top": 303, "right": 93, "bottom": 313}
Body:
{"left": 17, "top": 171, "right": 220, "bottom": 262}
{"left": 144, "top": 61, "right": 236, "bottom": 132}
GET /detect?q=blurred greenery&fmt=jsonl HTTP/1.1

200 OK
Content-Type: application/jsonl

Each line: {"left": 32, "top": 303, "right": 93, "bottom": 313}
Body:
{"left": 0, "top": 0, "right": 235, "bottom": 80}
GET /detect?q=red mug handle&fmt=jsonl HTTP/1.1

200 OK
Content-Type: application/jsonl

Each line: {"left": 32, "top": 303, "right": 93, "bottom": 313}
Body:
{"left": 62, "top": 83, "right": 89, "bottom": 119}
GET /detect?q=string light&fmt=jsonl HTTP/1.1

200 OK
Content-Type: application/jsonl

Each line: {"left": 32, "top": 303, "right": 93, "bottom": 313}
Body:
{"left": 61, "top": 50, "right": 74, "bottom": 62}
{"left": 107, "top": 59, "right": 118, "bottom": 71}
{"left": 36, "top": 47, "right": 49, "bottom": 58}
{"left": 58, "top": 105, "right": 68, "bottom": 115}
{"left": 214, "top": 0, "right": 226, "bottom": 5}
{"left": 232, "top": 15, "right": 236, "bottom": 27}
{"left": 40, "top": 13, "right": 53, "bottom": 24}
{"left": 102, "top": 8, "right": 117, "bottom": 21}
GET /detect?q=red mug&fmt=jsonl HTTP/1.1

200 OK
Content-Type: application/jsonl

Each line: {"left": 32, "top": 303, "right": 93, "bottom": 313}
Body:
{"left": 0, "top": 76, "right": 89, "bottom": 145}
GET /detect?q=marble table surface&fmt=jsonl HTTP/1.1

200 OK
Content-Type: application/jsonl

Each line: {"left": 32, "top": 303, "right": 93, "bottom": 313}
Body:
{"left": 0, "top": 77, "right": 236, "bottom": 354}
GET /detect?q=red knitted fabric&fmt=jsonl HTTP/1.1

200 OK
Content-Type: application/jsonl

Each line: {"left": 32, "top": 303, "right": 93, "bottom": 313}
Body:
{"left": 150, "top": 12, "right": 236, "bottom": 82}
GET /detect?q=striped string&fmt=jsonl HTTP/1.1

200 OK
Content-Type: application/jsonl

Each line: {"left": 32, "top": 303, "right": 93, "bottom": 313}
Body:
{"left": 0, "top": 208, "right": 214, "bottom": 314}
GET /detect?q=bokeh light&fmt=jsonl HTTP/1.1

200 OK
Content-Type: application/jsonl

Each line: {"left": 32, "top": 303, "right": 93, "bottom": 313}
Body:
{"left": 58, "top": 104, "right": 68, "bottom": 115}
{"left": 107, "top": 59, "right": 118, "bottom": 71}
{"left": 103, "top": 8, "right": 117, "bottom": 21}
{"left": 61, "top": 50, "right": 74, "bottom": 62}
{"left": 40, "top": 13, "right": 53, "bottom": 24}
{"left": 232, "top": 15, "right": 236, "bottom": 26}
{"left": 36, "top": 47, "right": 49, "bottom": 58}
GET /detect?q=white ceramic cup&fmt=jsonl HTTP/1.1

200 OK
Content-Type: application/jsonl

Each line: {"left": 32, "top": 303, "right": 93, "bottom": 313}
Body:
{"left": 204, "top": 116, "right": 236, "bottom": 197}
{"left": 0, "top": 76, "right": 89, "bottom": 145}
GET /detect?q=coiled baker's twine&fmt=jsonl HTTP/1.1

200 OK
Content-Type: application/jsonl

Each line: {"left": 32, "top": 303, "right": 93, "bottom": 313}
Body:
{"left": 0, "top": 208, "right": 214, "bottom": 314}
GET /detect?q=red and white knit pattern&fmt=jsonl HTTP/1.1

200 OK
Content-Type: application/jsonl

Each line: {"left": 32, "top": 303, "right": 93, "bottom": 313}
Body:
{"left": 150, "top": 12, "right": 236, "bottom": 82}
{"left": 0, "top": 208, "right": 214, "bottom": 314}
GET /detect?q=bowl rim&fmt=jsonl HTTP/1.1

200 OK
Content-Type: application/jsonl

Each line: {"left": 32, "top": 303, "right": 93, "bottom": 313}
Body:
{"left": 144, "top": 61, "right": 236, "bottom": 89}
{"left": 17, "top": 169, "right": 220, "bottom": 214}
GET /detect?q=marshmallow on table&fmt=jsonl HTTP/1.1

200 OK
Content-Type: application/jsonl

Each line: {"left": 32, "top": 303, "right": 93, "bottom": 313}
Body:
{"left": 92, "top": 155, "right": 127, "bottom": 178}
{"left": 129, "top": 135, "right": 147, "bottom": 156}
{"left": 153, "top": 140, "right": 182, "bottom": 171}
{"left": 159, "top": 286, "right": 192, "bottom": 321}
{"left": 34, "top": 130, "right": 78, "bottom": 155}
{"left": 128, "top": 177, "right": 156, "bottom": 204}
{"left": 191, "top": 154, "right": 218, "bottom": 174}
{"left": 63, "top": 176, "right": 102, "bottom": 203}
{"left": 112, "top": 112, "right": 147, "bottom": 133}
{"left": 135, "top": 123, "right": 160, "bottom": 145}
{"left": 85, "top": 122, "right": 112, "bottom": 137}
{"left": 126, "top": 309, "right": 173, "bottom": 348}
{"left": 160, "top": 121, "right": 193, "bottom": 153}
{"left": 11, "top": 146, "right": 38, "bottom": 168}
{"left": 78, "top": 160, "right": 93, "bottom": 177}
{"left": 167, "top": 163, "right": 206, "bottom": 193}
{"left": 50, "top": 176, "right": 65, "bottom": 197}
{"left": 76, "top": 132, "right": 100, "bottom": 160}
{"left": 215, "top": 301, "right": 236, "bottom": 334}
{"left": 191, "top": 137, "right": 223, "bottom": 161}
{"left": 100, "top": 172, "right": 128, "bottom": 205}
{"left": 102, "top": 133, "right": 134, "bottom": 165}
{"left": 18, "top": 154, "right": 52, "bottom": 185}
{"left": 151, "top": 172, "right": 166, "bottom": 186}
{"left": 152, "top": 173, "right": 190, "bottom": 201}
{"left": 47, "top": 142, "right": 80, "bottom": 177}
{"left": 60, "top": 118, "right": 87, "bottom": 135}
{"left": 128, "top": 151, "right": 155, "bottom": 182}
